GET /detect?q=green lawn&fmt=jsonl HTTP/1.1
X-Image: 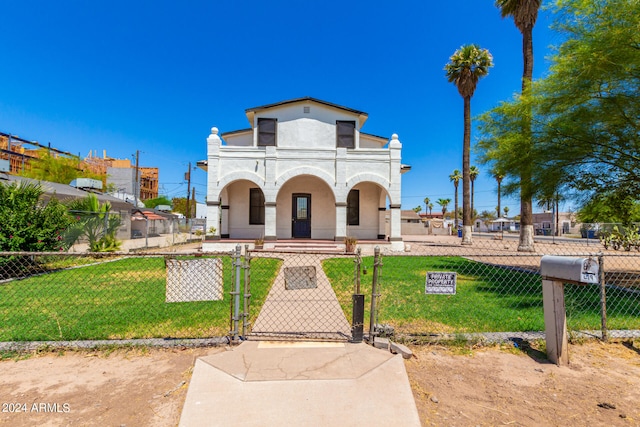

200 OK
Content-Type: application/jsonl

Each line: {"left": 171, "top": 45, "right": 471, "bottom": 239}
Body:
{"left": 2, "top": 254, "right": 637, "bottom": 342}
{"left": 323, "top": 256, "right": 640, "bottom": 335}
{"left": 0, "top": 255, "right": 281, "bottom": 341}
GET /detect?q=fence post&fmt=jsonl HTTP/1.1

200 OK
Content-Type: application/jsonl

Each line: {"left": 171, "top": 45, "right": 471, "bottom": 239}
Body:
{"left": 368, "top": 246, "right": 381, "bottom": 344}
{"left": 243, "top": 244, "right": 251, "bottom": 338}
{"left": 599, "top": 253, "right": 607, "bottom": 342}
{"left": 351, "top": 248, "right": 364, "bottom": 343}
{"left": 230, "top": 244, "right": 242, "bottom": 342}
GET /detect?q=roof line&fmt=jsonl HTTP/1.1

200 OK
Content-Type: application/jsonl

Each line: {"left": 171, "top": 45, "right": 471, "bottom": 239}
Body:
{"left": 245, "top": 97, "right": 368, "bottom": 117}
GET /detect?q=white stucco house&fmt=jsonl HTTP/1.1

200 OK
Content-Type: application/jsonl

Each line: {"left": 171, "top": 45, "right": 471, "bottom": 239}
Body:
{"left": 197, "top": 97, "right": 410, "bottom": 251}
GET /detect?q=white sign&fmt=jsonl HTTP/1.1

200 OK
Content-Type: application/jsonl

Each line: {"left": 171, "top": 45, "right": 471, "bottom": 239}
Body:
{"left": 425, "top": 272, "right": 457, "bottom": 295}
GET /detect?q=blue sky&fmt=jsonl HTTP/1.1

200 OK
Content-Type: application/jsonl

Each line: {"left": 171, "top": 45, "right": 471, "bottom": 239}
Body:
{"left": 0, "top": 1, "right": 562, "bottom": 215}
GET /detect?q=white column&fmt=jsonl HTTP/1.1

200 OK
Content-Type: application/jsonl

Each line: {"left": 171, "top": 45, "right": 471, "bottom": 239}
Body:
{"left": 389, "top": 204, "right": 402, "bottom": 242}
{"left": 335, "top": 202, "right": 347, "bottom": 241}
{"left": 264, "top": 202, "right": 277, "bottom": 241}
{"left": 206, "top": 201, "right": 220, "bottom": 239}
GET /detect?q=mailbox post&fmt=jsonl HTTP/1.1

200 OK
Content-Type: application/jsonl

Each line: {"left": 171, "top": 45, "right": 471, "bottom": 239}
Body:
{"left": 540, "top": 256, "right": 599, "bottom": 366}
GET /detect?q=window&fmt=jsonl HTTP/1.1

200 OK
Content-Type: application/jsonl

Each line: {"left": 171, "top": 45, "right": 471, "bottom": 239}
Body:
{"left": 258, "top": 118, "right": 277, "bottom": 146}
{"left": 336, "top": 120, "right": 355, "bottom": 148}
{"left": 250, "top": 188, "right": 265, "bottom": 224}
{"left": 347, "top": 189, "right": 359, "bottom": 226}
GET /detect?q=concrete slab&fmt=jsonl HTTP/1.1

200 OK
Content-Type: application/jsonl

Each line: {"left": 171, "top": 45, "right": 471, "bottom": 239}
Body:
{"left": 179, "top": 341, "right": 421, "bottom": 426}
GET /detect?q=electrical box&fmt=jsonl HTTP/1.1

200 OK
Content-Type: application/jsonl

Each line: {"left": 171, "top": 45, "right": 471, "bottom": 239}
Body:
{"left": 540, "top": 255, "right": 599, "bottom": 284}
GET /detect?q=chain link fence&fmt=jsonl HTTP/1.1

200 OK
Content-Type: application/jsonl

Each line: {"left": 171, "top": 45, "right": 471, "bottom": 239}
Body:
{"left": 370, "top": 235, "right": 640, "bottom": 342}
{"left": 1, "top": 234, "right": 638, "bottom": 347}
{"left": 0, "top": 251, "right": 238, "bottom": 344}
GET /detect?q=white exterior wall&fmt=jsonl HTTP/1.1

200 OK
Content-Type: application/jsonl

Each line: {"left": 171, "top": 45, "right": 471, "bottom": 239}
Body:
{"left": 202, "top": 99, "right": 404, "bottom": 247}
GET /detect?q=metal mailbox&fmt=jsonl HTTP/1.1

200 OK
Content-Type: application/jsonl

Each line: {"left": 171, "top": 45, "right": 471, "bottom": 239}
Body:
{"left": 540, "top": 255, "right": 599, "bottom": 285}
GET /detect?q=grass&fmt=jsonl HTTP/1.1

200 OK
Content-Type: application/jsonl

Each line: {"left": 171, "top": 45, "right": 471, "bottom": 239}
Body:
{"left": 2, "top": 253, "right": 637, "bottom": 342}
{"left": 323, "top": 256, "right": 640, "bottom": 336}
{"left": 0, "top": 255, "right": 281, "bottom": 341}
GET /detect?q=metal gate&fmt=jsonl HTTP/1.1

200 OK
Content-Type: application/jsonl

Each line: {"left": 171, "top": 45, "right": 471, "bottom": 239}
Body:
{"left": 228, "top": 245, "right": 364, "bottom": 342}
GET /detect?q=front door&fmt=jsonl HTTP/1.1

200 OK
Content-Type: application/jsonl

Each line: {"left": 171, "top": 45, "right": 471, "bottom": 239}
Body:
{"left": 292, "top": 194, "right": 311, "bottom": 238}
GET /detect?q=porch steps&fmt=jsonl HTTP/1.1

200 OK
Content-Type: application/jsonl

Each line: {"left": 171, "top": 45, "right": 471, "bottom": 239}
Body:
{"left": 265, "top": 241, "right": 345, "bottom": 253}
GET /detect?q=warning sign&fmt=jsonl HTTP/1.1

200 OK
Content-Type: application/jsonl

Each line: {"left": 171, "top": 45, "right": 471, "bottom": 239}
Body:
{"left": 425, "top": 272, "right": 457, "bottom": 295}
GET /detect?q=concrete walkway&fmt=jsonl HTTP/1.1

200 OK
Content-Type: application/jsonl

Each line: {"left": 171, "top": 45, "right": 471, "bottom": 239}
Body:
{"left": 179, "top": 253, "right": 420, "bottom": 426}
{"left": 178, "top": 341, "right": 421, "bottom": 426}
{"left": 251, "top": 254, "right": 351, "bottom": 340}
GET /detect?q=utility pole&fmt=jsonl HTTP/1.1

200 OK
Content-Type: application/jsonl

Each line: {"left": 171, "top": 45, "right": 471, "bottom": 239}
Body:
{"left": 185, "top": 162, "right": 191, "bottom": 221}
{"left": 134, "top": 150, "right": 140, "bottom": 207}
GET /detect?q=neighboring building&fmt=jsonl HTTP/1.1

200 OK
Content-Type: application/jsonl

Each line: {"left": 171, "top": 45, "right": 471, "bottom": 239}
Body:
{"left": 533, "top": 211, "right": 580, "bottom": 236}
{"left": 0, "top": 133, "right": 159, "bottom": 202}
{"left": 389, "top": 210, "right": 427, "bottom": 236}
{"left": 198, "top": 97, "right": 410, "bottom": 250}
{"left": 86, "top": 151, "right": 159, "bottom": 202}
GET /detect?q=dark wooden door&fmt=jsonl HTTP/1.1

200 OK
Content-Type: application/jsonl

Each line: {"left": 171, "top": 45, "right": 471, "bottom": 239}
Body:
{"left": 292, "top": 194, "right": 311, "bottom": 238}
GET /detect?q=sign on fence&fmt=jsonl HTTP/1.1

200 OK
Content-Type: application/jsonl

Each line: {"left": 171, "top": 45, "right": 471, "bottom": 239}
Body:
{"left": 165, "top": 258, "right": 223, "bottom": 302}
{"left": 425, "top": 272, "right": 457, "bottom": 295}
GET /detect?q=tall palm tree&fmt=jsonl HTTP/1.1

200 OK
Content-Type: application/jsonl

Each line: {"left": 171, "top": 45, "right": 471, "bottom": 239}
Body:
{"left": 428, "top": 202, "right": 433, "bottom": 216}
{"left": 470, "top": 165, "right": 480, "bottom": 215}
{"left": 424, "top": 197, "right": 430, "bottom": 214}
{"left": 445, "top": 44, "right": 493, "bottom": 245}
{"left": 437, "top": 198, "right": 451, "bottom": 216}
{"left": 449, "top": 169, "right": 462, "bottom": 228}
{"left": 493, "top": 169, "right": 504, "bottom": 218}
{"left": 496, "top": 0, "right": 541, "bottom": 252}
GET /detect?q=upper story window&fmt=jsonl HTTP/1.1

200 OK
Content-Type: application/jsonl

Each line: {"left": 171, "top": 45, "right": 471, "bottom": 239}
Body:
{"left": 258, "top": 118, "right": 277, "bottom": 146}
{"left": 336, "top": 120, "right": 356, "bottom": 148}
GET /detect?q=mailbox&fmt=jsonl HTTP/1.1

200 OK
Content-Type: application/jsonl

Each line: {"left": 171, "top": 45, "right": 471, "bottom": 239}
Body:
{"left": 540, "top": 255, "right": 599, "bottom": 284}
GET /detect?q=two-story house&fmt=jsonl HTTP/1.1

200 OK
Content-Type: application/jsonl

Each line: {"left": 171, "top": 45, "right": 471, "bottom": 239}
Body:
{"left": 197, "top": 97, "right": 409, "bottom": 251}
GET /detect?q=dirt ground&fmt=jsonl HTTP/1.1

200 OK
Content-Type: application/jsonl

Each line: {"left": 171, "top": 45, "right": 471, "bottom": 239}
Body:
{"left": 1, "top": 341, "right": 639, "bottom": 427}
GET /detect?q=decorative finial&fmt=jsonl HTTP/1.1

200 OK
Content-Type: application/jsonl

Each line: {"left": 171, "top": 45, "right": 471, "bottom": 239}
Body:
{"left": 211, "top": 127, "right": 219, "bottom": 135}
{"left": 391, "top": 133, "right": 399, "bottom": 140}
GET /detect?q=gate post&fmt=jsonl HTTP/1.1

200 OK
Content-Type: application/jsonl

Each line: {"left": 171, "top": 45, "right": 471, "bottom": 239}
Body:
{"left": 351, "top": 249, "right": 364, "bottom": 343}
{"left": 368, "top": 246, "right": 381, "bottom": 344}
{"left": 230, "top": 244, "right": 242, "bottom": 342}
{"left": 243, "top": 244, "right": 251, "bottom": 338}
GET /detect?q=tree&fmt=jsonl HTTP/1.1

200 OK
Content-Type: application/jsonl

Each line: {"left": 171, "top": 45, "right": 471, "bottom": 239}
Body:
{"left": 172, "top": 197, "right": 195, "bottom": 218}
{"left": 504, "top": 206, "right": 510, "bottom": 217}
{"left": 20, "top": 148, "right": 105, "bottom": 186}
{"left": 493, "top": 169, "right": 504, "bottom": 218}
{"left": 437, "top": 198, "right": 451, "bottom": 215}
{"left": 470, "top": 165, "right": 480, "bottom": 214}
{"left": 445, "top": 44, "right": 493, "bottom": 245}
{"left": 144, "top": 196, "right": 172, "bottom": 209}
{"left": 423, "top": 197, "right": 430, "bottom": 214}
{"left": 481, "top": 0, "right": 640, "bottom": 231}
{"left": 449, "top": 169, "right": 462, "bottom": 228}
{"left": 0, "top": 181, "right": 74, "bottom": 252}
{"left": 496, "top": 0, "right": 542, "bottom": 252}
{"left": 427, "top": 202, "right": 434, "bottom": 215}
{"left": 479, "top": 210, "right": 497, "bottom": 230}
{"left": 66, "top": 194, "right": 122, "bottom": 252}
{"left": 413, "top": 206, "right": 422, "bottom": 213}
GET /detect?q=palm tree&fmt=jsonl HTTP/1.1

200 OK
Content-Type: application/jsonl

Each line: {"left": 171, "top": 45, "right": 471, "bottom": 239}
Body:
{"left": 445, "top": 44, "right": 493, "bottom": 245}
{"left": 493, "top": 169, "right": 504, "bottom": 218}
{"left": 424, "top": 197, "right": 430, "bottom": 214}
{"left": 449, "top": 169, "right": 462, "bottom": 229}
{"left": 470, "top": 165, "right": 480, "bottom": 214}
{"left": 496, "top": 0, "right": 541, "bottom": 252}
{"left": 428, "top": 202, "right": 433, "bottom": 215}
{"left": 437, "top": 198, "right": 451, "bottom": 216}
